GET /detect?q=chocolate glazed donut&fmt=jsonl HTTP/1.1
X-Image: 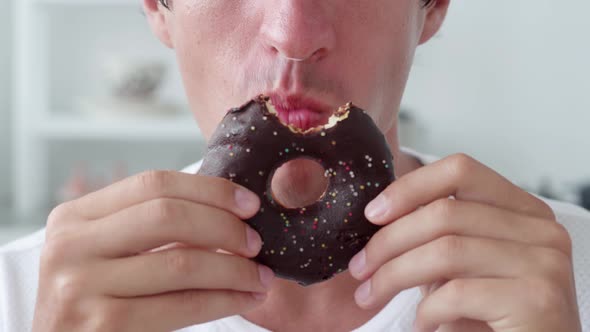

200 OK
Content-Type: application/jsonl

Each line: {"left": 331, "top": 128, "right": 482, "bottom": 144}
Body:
{"left": 198, "top": 95, "right": 395, "bottom": 286}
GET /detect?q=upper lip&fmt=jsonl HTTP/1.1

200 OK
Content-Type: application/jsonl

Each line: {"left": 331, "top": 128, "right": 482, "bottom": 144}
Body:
{"left": 265, "top": 93, "right": 334, "bottom": 114}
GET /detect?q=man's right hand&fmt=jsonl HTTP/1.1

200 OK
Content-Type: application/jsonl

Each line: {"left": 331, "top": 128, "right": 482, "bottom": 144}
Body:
{"left": 32, "top": 170, "right": 274, "bottom": 332}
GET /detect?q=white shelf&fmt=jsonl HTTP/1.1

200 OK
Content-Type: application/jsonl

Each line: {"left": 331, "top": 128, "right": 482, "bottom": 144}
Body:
{"left": 35, "top": 115, "right": 205, "bottom": 141}
{"left": 12, "top": 0, "right": 202, "bottom": 217}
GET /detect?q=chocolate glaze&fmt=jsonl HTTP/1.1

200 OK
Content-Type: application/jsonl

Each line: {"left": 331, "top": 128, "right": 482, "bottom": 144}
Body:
{"left": 198, "top": 95, "right": 395, "bottom": 286}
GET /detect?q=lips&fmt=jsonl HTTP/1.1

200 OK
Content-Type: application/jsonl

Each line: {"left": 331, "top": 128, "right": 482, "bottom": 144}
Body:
{"left": 267, "top": 94, "right": 333, "bottom": 131}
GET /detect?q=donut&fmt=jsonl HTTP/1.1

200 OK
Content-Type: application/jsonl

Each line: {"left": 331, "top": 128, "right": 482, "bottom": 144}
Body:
{"left": 198, "top": 95, "right": 395, "bottom": 286}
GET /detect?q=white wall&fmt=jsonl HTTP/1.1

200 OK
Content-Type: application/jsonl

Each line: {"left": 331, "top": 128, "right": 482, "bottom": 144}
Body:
{"left": 403, "top": 0, "right": 590, "bottom": 190}
{"left": 0, "top": 0, "right": 12, "bottom": 204}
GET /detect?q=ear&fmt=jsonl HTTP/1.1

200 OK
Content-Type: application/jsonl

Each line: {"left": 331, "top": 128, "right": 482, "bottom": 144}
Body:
{"left": 418, "top": 0, "right": 450, "bottom": 45}
{"left": 143, "top": 0, "right": 174, "bottom": 49}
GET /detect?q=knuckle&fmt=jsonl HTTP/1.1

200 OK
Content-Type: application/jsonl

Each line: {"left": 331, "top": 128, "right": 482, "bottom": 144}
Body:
{"left": 444, "top": 279, "right": 467, "bottom": 306}
{"left": 89, "top": 301, "right": 129, "bottom": 332}
{"left": 41, "top": 236, "right": 72, "bottom": 268}
{"left": 429, "top": 198, "right": 457, "bottom": 223}
{"left": 548, "top": 222, "right": 573, "bottom": 256}
{"left": 540, "top": 201, "right": 557, "bottom": 220}
{"left": 54, "top": 273, "right": 86, "bottom": 308}
{"left": 148, "top": 198, "right": 182, "bottom": 224}
{"left": 527, "top": 278, "right": 567, "bottom": 314}
{"left": 537, "top": 248, "right": 571, "bottom": 281}
{"left": 138, "top": 170, "right": 172, "bottom": 195}
{"left": 46, "top": 203, "right": 74, "bottom": 230}
{"left": 444, "top": 153, "right": 478, "bottom": 180}
{"left": 179, "top": 290, "right": 207, "bottom": 310}
{"left": 438, "top": 235, "right": 464, "bottom": 266}
{"left": 164, "top": 249, "right": 193, "bottom": 275}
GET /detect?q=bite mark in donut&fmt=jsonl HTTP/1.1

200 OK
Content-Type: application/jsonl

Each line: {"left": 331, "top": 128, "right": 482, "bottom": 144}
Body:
{"left": 198, "top": 95, "right": 395, "bottom": 286}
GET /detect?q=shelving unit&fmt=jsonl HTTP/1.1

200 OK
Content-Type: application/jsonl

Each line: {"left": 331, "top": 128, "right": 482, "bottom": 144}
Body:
{"left": 12, "top": 0, "right": 205, "bottom": 218}
{"left": 35, "top": 115, "right": 200, "bottom": 141}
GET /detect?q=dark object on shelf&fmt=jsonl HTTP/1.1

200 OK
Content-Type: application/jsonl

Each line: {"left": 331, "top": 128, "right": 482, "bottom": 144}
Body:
{"left": 580, "top": 184, "right": 590, "bottom": 210}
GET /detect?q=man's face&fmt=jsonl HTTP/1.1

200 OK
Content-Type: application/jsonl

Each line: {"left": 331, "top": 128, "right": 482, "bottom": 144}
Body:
{"left": 147, "top": 0, "right": 448, "bottom": 139}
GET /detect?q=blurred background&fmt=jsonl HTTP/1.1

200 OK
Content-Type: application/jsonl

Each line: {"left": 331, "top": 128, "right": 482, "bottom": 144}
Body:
{"left": 1, "top": 0, "right": 589, "bottom": 244}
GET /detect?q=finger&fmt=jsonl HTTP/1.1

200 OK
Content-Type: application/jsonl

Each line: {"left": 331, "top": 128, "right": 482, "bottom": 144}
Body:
{"left": 414, "top": 278, "right": 517, "bottom": 332}
{"left": 119, "top": 288, "right": 266, "bottom": 332}
{"left": 99, "top": 248, "right": 274, "bottom": 297}
{"left": 72, "top": 171, "right": 260, "bottom": 220}
{"left": 351, "top": 199, "right": 570, "bottom": 280}
{"left": 87, "top": 198, "right": 262, "bottom": 258}
{"left": 353, "top": 236, "right": 554, "bottom": 308}
{"left": 365, "top": 154, "right": 555, "bottom": 225}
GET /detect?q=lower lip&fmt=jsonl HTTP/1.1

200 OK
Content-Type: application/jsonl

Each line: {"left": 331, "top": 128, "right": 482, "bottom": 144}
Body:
{"left": 275, "top": 108, "right": 330, "bottom": 131}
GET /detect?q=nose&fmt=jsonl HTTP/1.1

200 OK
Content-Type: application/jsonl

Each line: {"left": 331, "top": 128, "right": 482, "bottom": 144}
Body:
{"left": 260, "top": 0, "right": 336, "bottom": 62}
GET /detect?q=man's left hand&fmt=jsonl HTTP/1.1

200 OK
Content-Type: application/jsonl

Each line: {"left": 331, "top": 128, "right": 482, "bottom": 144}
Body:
{"left": 348, "top": 154, "right": 582, "bottom": 332}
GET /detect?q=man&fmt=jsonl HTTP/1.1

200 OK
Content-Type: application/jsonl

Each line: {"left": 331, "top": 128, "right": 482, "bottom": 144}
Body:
{"left": 1, "top": 0, "right": 588, "bottom": 331}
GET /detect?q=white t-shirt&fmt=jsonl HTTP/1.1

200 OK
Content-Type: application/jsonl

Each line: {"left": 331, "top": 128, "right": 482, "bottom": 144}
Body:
{"left": 2, "top": 148, "right": 590, "bottom": 332}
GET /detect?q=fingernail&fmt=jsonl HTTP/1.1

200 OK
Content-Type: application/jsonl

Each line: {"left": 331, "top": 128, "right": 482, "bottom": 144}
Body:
{"left": 235, "top": 187, "right": 259, "bottom": 213}
{"left": 258, "top": 265, "right": 275, "bottom": 289}
{"left": 246, "top": 227, "right": 262, "bottom": 253}
{"left": 349, "top": 249, "right": 366, "bottom": 278}
{"left": 355, "top": 279, "right": 372, "bottom": 305}
{"left": 365, "top": 195, "right": 388, "bottom": 221}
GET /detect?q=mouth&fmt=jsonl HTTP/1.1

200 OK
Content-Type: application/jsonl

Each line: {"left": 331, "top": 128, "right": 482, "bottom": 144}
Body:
{"left": 265, "top": 94, "right": 336, "bottom": 131}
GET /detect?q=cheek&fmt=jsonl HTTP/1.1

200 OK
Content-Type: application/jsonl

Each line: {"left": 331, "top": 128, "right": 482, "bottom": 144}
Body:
{"left": 170, "top": 1, "right": 256, "bottom": 137}
{"left": 342, "top": 2, "right": 420, "bottom": 125}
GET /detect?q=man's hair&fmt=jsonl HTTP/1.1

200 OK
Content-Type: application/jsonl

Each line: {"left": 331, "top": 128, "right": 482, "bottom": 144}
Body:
{"left": 158, "top": 0, "right": 436, "bottom": 10}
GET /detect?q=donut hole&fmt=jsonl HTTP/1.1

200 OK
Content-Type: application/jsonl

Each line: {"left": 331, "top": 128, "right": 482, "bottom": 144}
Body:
{"left": 270, "top": 158, "right": 329, "bottom": 209}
